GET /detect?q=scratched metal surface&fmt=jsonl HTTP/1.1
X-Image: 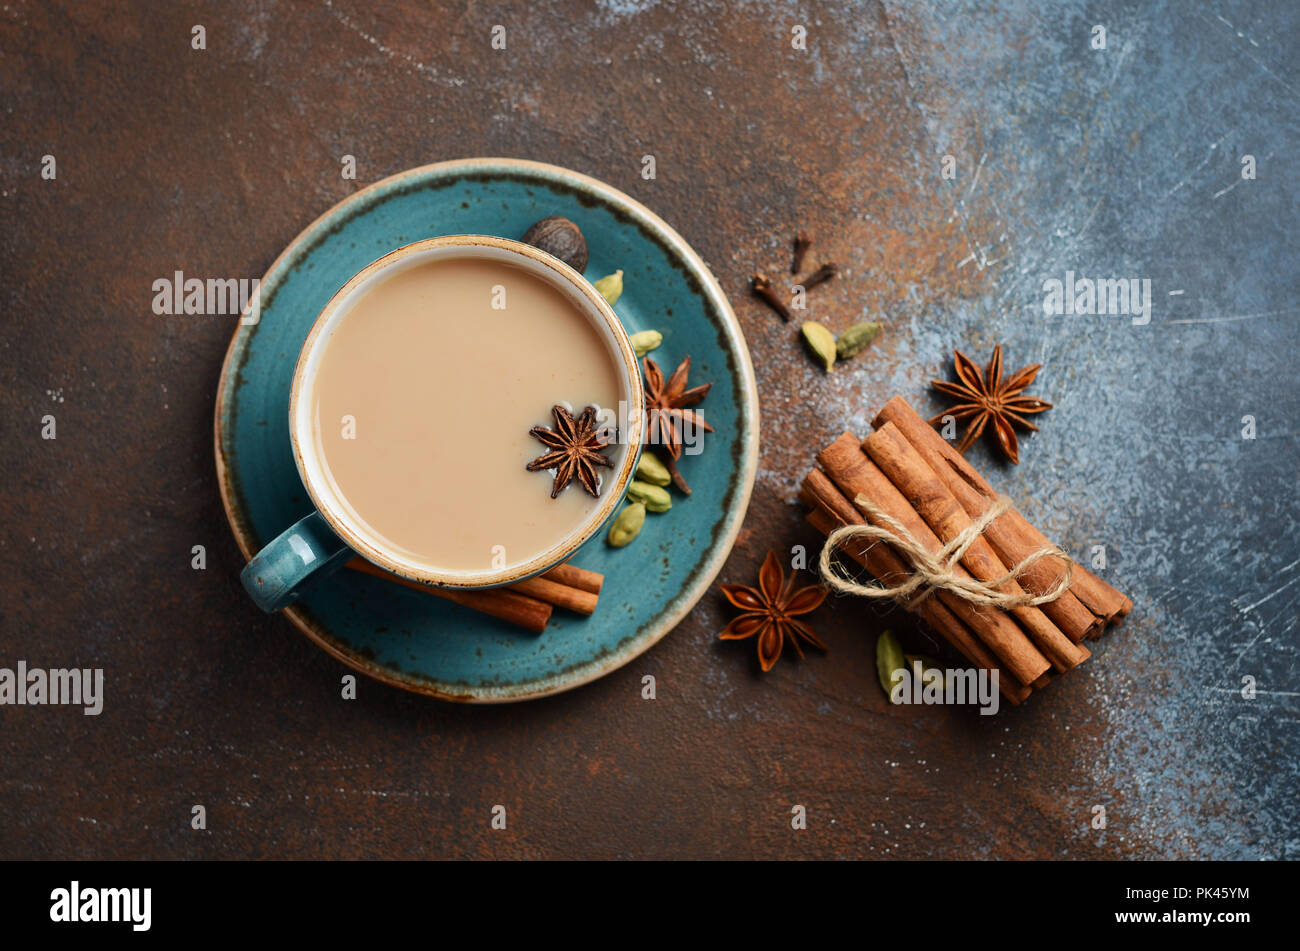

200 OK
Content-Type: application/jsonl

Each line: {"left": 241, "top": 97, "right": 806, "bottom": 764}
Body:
{"left": 1, "top": 0, "right": 1296, "bottom": 859}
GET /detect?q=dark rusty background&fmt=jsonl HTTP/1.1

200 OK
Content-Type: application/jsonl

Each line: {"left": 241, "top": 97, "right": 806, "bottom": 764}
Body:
{"left": 2, "top": 0, "right": 1297, "bottom": 859}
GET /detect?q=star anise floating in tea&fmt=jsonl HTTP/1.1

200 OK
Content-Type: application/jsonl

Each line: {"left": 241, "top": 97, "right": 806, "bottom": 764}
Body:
{"left": 719, "top": 550, "right": 828, "bottom": 672}
{"left": 643, "top": 355, "right": 713, "bottom": 494}
{"left": 929, "top": 345, "right": 1053, "bottom": 465}
{"left": 527, "top": 404, "right": 614, "bottom": 498}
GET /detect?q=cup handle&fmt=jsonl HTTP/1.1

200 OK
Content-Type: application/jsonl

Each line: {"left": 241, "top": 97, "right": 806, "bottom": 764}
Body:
{"left": 241, "top": 511, "right": 354, "bottom": 612}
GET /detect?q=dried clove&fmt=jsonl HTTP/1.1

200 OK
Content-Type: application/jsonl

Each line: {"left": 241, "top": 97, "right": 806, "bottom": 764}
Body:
{"left": 798, "top": 262, "right": 839, "bottom": 292}
{"left": 751, "top": 273, "right": 793, "bottom": 322}
{"left": 791, "top": 231, "right": 812, "bottom": 273}
{"left": 661, "top": 452, "right": 693, "bottom": 495}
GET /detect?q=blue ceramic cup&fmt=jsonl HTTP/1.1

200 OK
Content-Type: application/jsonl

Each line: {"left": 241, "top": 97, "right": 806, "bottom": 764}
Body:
{"left": 240, "top": 235, "right": 645, "bottom": 612}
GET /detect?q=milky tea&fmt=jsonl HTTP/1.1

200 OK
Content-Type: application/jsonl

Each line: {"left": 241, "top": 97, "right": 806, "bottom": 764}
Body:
{"left": 308, "top": 254, "right": 625, "bottom": 573}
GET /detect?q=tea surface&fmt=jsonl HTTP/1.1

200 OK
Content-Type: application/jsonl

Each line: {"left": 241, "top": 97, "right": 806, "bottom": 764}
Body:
{"left": 311, "top": 256, "right": 623, "bottom": 572}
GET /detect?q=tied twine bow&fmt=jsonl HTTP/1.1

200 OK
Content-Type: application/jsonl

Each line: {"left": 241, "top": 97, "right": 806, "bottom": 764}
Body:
{"left": 818, "top": 494, "right": 1072, "bottom": 608}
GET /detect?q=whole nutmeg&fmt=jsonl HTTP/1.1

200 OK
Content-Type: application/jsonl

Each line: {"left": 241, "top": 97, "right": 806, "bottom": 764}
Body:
{"left": 521, "top": 216, "right": 588, "bottom": 273}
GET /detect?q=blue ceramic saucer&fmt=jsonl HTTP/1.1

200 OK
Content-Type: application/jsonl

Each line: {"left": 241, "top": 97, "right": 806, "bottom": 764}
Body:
{"left": 215, "top": 159, "right": 759, "bottom": 701}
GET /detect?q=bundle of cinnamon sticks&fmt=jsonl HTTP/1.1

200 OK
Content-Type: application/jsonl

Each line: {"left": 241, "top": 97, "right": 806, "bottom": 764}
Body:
{"left": 800, "top": 396, "right": 1131, "bottom": 704}
{"left": 346, "top": 558, "right": 603, "bottom": 633}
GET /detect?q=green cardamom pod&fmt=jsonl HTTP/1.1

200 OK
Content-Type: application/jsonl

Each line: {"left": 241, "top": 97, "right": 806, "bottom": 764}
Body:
{"left": 835, "top": 321, "right": 883, "bottom": 360}
{"left": 875, "top": 630, "right": 907, "bottom": 703}
{"left": 627, "top": 479, "right": 671, "bottom": 512}
{"left": 607, "top": 502, "right": 646, "bottom": 547}
{"left": 635, "top": 452, "right": 672, "bottom": 487}
{"left": 800, "top": 320, "right": 837, "bottom": 372}
{"left": 628, "top": 329, "right": 662, "bottom": 357}
{"left": 593, "top": 269, "right": 624, "bottom": 305}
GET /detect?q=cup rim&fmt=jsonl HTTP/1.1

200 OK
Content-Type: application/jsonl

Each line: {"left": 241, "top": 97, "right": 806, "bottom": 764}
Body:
{"left": 288, "top": 234, "right": 646, "bottom": 589}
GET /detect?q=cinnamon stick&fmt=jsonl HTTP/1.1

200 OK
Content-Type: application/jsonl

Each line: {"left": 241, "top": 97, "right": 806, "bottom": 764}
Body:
{"left": 873, "top": 396, "right": 1131, "bottom": 623}
{"left": 510, "top": 575, "right": 599, "bottom": 616}
{"left": 541, "top": 562, "right": 604, "bottom": 596}
{"left": 817, "top": 433, "right": 1051, "bottom": 686}
{"left": 802, "top": 472, "right": 1030, "bottom": 703}
{"left": 345, "top": 558, "right": 555, "bottom": 633}
{"left": 872, "top": 397, "right": 1101, "bottom": 642}
{"left": 347, "top": 557, "right": 604, "bottom": 613}
{"left": 805, "top": 507, "right": 1026, "bottom": 705}
{"left": 863, "top": 424, "right": 1090, "bottom": 672}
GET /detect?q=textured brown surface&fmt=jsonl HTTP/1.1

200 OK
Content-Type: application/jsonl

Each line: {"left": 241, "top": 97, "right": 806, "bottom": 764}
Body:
{"left": 3, "top": 1, "right": 1298, "bottom": 859}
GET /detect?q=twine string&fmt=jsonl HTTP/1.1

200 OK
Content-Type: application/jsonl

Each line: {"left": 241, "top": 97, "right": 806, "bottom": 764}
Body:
{"left": 818, "top": 493, "right": 1073, "bottom": 609}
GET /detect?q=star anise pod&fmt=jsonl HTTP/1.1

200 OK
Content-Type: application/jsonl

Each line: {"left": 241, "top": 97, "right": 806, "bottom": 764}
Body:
{"left": 929, "top": 345, "right": 1053, "bottom": 465}
{"left": 526, "top": 404, "right": 614, "bottom": 498}
{"left": 719, "top": 550, "right": 828, "bottom": 671}
{"left": 643, "top": 355, "right": 713, "bottom": 494}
